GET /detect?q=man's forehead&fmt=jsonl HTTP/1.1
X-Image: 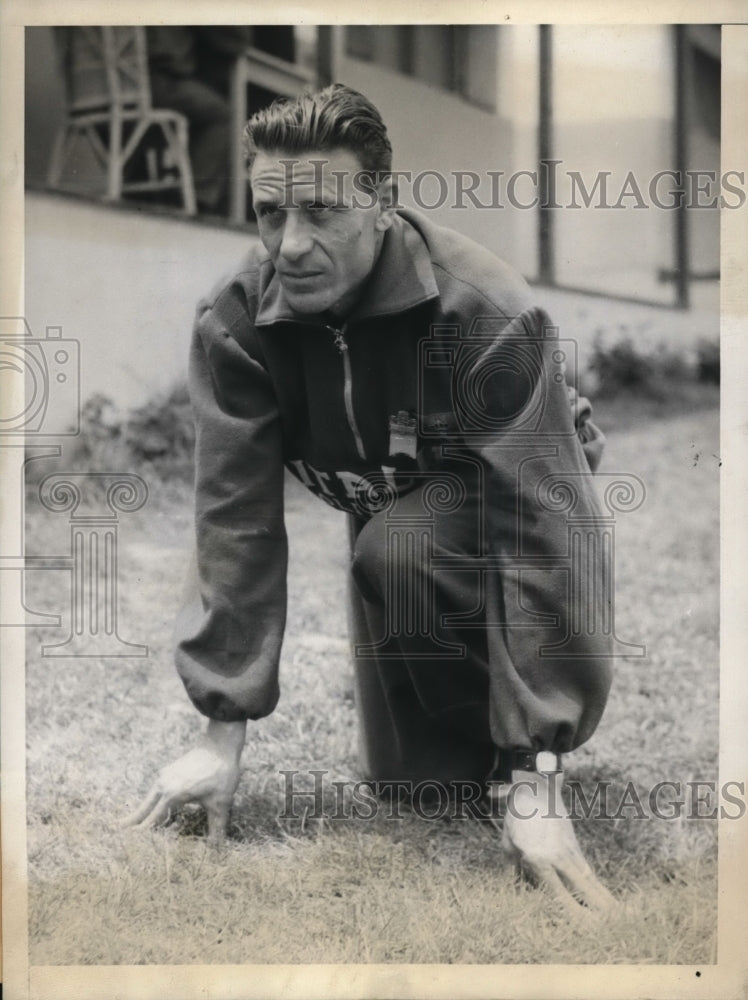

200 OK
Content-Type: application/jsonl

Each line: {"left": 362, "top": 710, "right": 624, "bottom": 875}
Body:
{"left": 250, "top": 149, "right": 364, "bottom": 193}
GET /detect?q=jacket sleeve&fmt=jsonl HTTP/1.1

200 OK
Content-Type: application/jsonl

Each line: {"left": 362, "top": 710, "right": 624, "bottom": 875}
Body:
{"left": 471, "top": 307, "right": 613, "bottom": 754}
{"left": 173, "top": 297, "right": 288, "bottom": 722}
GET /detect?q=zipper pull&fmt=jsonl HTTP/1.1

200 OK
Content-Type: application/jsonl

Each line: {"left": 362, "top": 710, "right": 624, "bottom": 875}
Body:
{"left": 331, "top": 327, "right": 347, "bottom": 353}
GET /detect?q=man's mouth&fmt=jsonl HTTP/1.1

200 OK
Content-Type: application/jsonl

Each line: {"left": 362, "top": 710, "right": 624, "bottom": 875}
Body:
{"left": 279, "top": 270, "right": 324, "bottom": 282}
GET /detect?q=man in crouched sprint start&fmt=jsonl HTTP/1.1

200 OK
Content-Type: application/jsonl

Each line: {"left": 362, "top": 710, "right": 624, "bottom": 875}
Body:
{"left": 128, "top": 83, "right": 616, "bottom": 911}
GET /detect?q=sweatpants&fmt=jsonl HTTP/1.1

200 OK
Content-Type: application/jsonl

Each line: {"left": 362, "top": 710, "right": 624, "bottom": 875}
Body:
{"left": 346, "top": 453, "right": 613, "bottom": 789}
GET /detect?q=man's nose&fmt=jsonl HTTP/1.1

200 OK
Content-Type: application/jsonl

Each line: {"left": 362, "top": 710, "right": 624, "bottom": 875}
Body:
{"left": 279, "top": 213, "right": 313, "bottom": 261}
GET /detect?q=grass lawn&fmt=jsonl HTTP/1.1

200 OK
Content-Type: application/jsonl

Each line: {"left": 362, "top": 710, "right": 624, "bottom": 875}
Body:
{"left": 23, "top": 389, "right": 720, "bottom": 966}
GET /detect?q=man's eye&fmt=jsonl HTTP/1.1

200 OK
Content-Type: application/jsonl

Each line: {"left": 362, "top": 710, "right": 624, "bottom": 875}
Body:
{"left": 257, "top": 205, "right": 282, "bottom": 220}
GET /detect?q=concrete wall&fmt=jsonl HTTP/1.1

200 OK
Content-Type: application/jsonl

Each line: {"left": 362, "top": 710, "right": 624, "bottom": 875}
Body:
{"left": 333, "top": 46, "right": 525, "bottom": 274}
{"left": 549, "top": 24, "right": 718, "bottom": 301}
{"left": 550, "top": 118, "right": 674, "bottom": 302}
{"left": 22, "top": 189, "right": 718, "bottom": 432}
{"left": 24, "top": 192, "right": 259, "bottom": 426}
{"left": 334, "top": 24, "right": 718, "bottom": 304}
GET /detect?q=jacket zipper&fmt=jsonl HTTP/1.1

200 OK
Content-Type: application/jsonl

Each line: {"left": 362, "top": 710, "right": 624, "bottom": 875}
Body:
{"left": 328, "top": 324, "right": 367, "bottom": 461}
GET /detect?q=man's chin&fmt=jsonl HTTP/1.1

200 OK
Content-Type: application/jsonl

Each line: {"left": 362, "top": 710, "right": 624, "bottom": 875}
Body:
{"left": 283, "top": 288, "right": 335, "bottom": 316}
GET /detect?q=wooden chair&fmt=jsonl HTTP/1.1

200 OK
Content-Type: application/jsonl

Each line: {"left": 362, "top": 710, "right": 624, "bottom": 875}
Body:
{"left": 47, "top": 27, "right": 196, "bottom": 214}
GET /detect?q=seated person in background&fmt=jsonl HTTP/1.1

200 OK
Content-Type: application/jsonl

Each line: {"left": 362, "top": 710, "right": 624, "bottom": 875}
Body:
{"left": 146, "top": 26, "right": 295, "bottom": 215}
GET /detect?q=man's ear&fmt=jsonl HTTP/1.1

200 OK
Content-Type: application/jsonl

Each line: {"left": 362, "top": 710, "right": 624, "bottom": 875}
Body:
{"left": 374, "top": 174, "right": 397, "bottom": 232}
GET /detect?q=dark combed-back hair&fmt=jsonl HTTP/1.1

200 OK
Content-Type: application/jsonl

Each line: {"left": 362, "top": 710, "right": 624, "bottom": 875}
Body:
{"left": 243, "top": 83, "right": 393, "bottom": 175}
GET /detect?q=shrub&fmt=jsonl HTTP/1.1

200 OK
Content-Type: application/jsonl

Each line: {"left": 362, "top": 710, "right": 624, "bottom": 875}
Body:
{"left": 67, "top": 392, "right": 128, "bottom": 465}
{"left": 38, "top": 383, "right": 196, "bottom": 484}
{"left": 124, "top": 383, "right": 195, "bottom": 471}
{"left": 587, "top": 334, "right": 694, "bottom": 400}
{"left": 588, "top": 336, "right": 651, "bottom": 396}
{"left": 695, "top": 338, "right": 720, "bottom": 384}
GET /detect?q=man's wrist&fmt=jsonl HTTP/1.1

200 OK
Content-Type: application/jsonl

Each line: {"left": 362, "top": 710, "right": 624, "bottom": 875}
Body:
{"left": 511, "top": 749, "right": 563, "bottom": 775}
{"left": 486, "top": 748, "right": 564, "bottom": 801}
{"left": 205, "top": 718, "right": 247, "bottom": 761}
{"left": 510, "top": 769, "right": 563, "bottom": 786}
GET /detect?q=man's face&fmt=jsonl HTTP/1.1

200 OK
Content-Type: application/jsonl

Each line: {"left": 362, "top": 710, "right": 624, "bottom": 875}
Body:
{"left": 250, "top": 148, "right": 394, "bottom": 318}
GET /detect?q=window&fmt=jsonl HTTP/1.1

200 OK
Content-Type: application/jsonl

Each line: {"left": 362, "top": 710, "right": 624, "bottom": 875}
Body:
{"left": 345, "top": 25, "right": 497, "bottom": 112}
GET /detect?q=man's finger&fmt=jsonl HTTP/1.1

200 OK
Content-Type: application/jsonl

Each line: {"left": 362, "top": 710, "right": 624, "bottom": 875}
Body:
{"left": 121, "top": 786, "right": 161, "bottom": 828}
{"left": 499, "top": 823, "right": 521, "bottom": 868}
{"left": 554, "top": 840, "right": 618, "bottom": 907}
{"left": 558, "top": 855, "right": 617, "bottom": 911}
{"left": 522, "top": 858, "right": 586, "bottom": 918}
{"left": 133, "top": 795, "right": 173, "bottom": 829}
{"left": 205, "top": 796, "right": 230, "bottom": 845}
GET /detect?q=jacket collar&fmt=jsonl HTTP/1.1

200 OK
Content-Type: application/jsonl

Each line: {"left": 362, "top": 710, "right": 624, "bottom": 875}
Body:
{"left": 254, "top": 211, "right": 440, "bottom": 328}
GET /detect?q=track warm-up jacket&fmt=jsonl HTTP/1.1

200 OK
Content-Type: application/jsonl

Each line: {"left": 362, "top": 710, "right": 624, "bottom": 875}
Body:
{"left": 175, "top": 208, "right": 612, "bottom": 753}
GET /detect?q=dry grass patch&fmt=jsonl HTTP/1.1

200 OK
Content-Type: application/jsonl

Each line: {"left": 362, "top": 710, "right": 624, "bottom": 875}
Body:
{"left": 25, "top": 401, "right": 719, "bottom": 965}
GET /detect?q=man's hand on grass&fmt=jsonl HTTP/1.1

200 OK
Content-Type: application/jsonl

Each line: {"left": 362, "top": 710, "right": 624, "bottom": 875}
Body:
{"left": 501, "top": 772, "right": 617, "bottom": 914}
{"left": 124, "top": 719, "right": 246, "bottom": 844}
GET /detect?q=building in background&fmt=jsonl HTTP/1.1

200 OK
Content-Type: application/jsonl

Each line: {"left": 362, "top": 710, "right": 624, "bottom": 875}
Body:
{"left": 21, "top": 23, "right": 721, "bottom": 426}
{"left": 26, "top": 23, "right": 720, "bottom": 309}
{"left": 332, "top": 24, "right": 719, "bottom": 309}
